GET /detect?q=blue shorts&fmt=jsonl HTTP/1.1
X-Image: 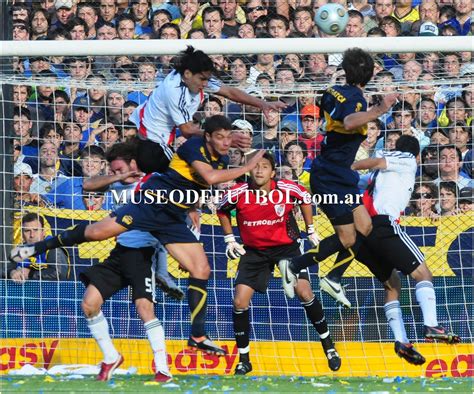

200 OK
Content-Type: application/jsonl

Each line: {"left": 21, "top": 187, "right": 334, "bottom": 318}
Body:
{"left": 113, "top": 201, "right": 197, "bottom": 245}
{"left": 310, "top": 158, "right": 362, "bottom": 224}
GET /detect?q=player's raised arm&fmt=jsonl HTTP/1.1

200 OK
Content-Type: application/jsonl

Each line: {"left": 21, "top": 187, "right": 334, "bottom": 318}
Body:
{"left": 344, "top": 93, "right": 398, "bottom": 131}
{"left": 351, "top": 157, "right": 387, "bottom": 171}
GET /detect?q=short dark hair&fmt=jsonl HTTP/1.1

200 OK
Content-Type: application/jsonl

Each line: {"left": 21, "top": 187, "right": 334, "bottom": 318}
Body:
{"left": 348, "top": 9, "right": 364, "bottom": 22}
{"left": 51, "top": 89, "right": 71, "bottom": 104}
{"left": 284, "top": 140, "right": 308, "bottom": 159}
{"left": 367, "top": 27, "right": 386, "bottom": 37}
{"left": 439, "top": 144, "right": 462, "bottom": 162}
{"left": 393, "top": 101, "right": 415, "bottom": 119}
{"left": 262, "top": 152, "right": 276, "bottom": 170}
{"left": 81, "top": 145, "right": 105, "bottom": 160}
{"left": 173, "top": 46, "right": 216, "bottom": 75}
{"left": 379, "top": 16, "right": 401, "bottom": 35}
{"left": 40, "top": 123, "right": 64, "bottom": 139}
{"left": 14, "top": 106, "right": 32, "bottom": 120}
{"left": 203, "top": 115, "right": 232, "bottom": 134}
{"left": 341, "top": 48, "right": 374, "bottom": 87}
{"left": 117, "top": 14, "right": 136, "bottom": 27}
{"left": 439, "top": 180, "right": 459, "bottom": 196}
{"left": 395, "top": 135, "right": 420, "bottom": 156}
{"left": 293, "top": 6, "right": 314, "bottom": 21}
{"left": 21, "top": 212, "right": 44, "bottom": 227}
{"left": 203, "top": 5, "right": 225, "bottom": 21}
{"left": 152, "top": 9, "right": 172, "bottom": 23}
{"left": 77, "top": 2, "right": 98, "bottom": 16}
{"left": 158, "top": 22, "right": 181, "bottom": 38}
{"left": 66, "top": 16, "right": 89, "bottom": 35}
{"left": 267, "top": 13, "right": 290, "bottom": 31}
{"left": 204, "top": 95, "right": 224, "bottom": 111}
{"left": 105, "top": 141, "right": 138, "bottom": 164}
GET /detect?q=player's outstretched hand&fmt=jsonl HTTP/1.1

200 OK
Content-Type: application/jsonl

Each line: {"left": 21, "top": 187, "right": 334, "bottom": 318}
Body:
{"left": 118, "top": 170, "right": 143, "bottom": 182}
{"left": 231, "top": 132, "right": 252, "bottom": 150}
{"left": 378, "top": 93, "right": 399, "bottom": 113}
{"left": 244, "top": 150, "right": 266, "bottom": 171}
{"left": 261, "top": 100, "right": 287, "bottom": 120}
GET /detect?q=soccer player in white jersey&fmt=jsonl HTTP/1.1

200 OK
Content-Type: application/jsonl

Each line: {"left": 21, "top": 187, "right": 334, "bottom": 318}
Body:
{"left": 79, "top": 141, "right": 177, "bottom": 382}
{"left": 332, "top": 135, "right": 460, "bottom": 364}
{"left": 130, "top": 46, "right": 286, "bottom": 174}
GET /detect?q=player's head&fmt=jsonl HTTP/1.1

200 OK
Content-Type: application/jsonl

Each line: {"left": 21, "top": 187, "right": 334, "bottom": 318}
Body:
{"left": 21, "top": 213, "right": 46, "bottom": 244}
{"left": 395, "top": 135, "right": 420, "bottom": 157}
{"left": 106, "top": 140, "right": 141, "bottom": 184}
{"left": 174, "top": 46, "right": 216, "bottom": 94}
{"left": 204, "top": 115, "right": 233, "bottom": 156}
{"left": 342, "top": 48, "right": 374, "bottom": 87}
{"left": 250, "top": 152, "right": 276, "bottom": 187}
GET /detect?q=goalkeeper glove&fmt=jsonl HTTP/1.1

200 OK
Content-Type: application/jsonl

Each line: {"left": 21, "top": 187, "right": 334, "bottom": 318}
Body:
{"left": 224, "top": 234, "right": 246, "bottom": 259}
{"left": 307, "top": 224, "right": 320, "bottom": 248}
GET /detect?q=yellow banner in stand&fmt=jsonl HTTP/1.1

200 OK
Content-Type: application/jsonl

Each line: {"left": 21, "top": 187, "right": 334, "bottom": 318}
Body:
{"left": 14, "top": 208, "right": 470, "bottom": 277}
{"left": 1, "top": 338, "right": 472, "bottom": 377}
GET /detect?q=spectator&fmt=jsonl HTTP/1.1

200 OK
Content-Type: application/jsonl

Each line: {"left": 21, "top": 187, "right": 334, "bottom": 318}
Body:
{"left": 86, "top": 74, "right": 107, "bottom": 122}
{"left": 117, "top": 14, "right": 136, "bottom": 39}
{"left": 61, "top": 122, "right": 84, "bottom": 176}
{"left": 123, "top": 101, "right": 139, "bottom": 123}
{"left": 420, "top": 144, "right": 440, "bottom": 179}
{"left": 275, "top": 65, "right": 298, "bottom": 112}
{"left": 284, "top": 54, "right": 305, "bottom": 79}
{"left": 238, "top": 22, "right": 255, "bottom": 38}
{"left": 374, "top": 0, "right": 395, "bottom": 23}
{"left": 39, "top": 123, "right": 64, "bottom": 148}
{"left": 30, "top": 141, "right": 69, "bottom": 195}
{"left": 229, "top": 57, "right": 249, "bottom": 88}
{"left": 458, "top": 187, "right": 473, "bottom": 213}
{"left": 403, "top": 60, "right": 423, "bottom": 82}
{"left": 422, "top": 52, "right": 440, "bottom": 74}
{"left": 434, "top": 145, "right": 473, "bottom": 189}
{"left": 13, "top": 106, "right": 39, "bottom": 159}
{"left": 9, "top": 213, "right": 69, "bottom": 283}
{"left": 411, "top": 0, "right": 440, "bottom": 34}
{"left": 99, "top": 0, "right": 118, "bottom": 24}
{"left": 252, "top": 107, "right": 280, "bottom": 151}
{"left": 392, "top": 0, "right": 420, "bottom": 28}
{"left": 157, "top": 22, "right": 181, "bottom": 39}
{"left": 152, "top": 9, "right": 172, "bottom": 35}
{"left": 188, "top": 27, "right": 206, "bottom": 38}
{"left": 267, "top": 14, "right": 290, "bottom": 38}
{"left": 345, "top": 10, "right": 366, "bottom": 37}
{"left": 94, "top": 122, "right": 122, "bottom": 151}
{"left": 379, "top": 15, "right": 401, "bottom": 37}
{"left": 356, "top": 119, "right": 382, "bottom": 163}
{"left": 390, "top": 102, "right": 430, "bottom": 150}
{"left": 247, "top": 50, "right": 276, "bottom": 86}
{"left": 77, "top": 2, "right": 99, "bottom": 38}
{"left": 439, "top": 181, "right": 460, "bottom": 216}
{"left": 306, "top": 53, "right": 328, "bottom": 82}
{"left": 105, "top": 90, "right": 126, "bottom": 125}
{"left": 12, "top": 20, "right": 30, "bottom": 41}
{"left": 445, "top": 97, "right": 468, "bottom": 125}
{"left": 443, "top": 53, "right": 462, "bottom": 79}
{"left": 130, "top": 0, "right": 152, "bottom": 35}
{"left": 228, "top": 147, "right": 244, "bottom": 167}
{"left": 416, "top": 97, "right": 438, "bottom": 134}
{"left": 203, "top": 96, "right": 224, "bottom": 118}
{"left": 284, "top": 140, "right": 310, "bottom": 191}
{"left": 439, "top": 0, "right": 471, "bottom": 36}
{"left": 72, "top": 96, "right": 96, "bottom": 146}
{"left": 13, "top": 162, "right": 48, "bottom": 209}
{"left": 409, "top": 178, "right": 439, "bottom": 217}
{"left": 52, "top": 0, "right": 76, "bottom": 31}
{"left": 430, "top": 129, "right": 450, "bottom": 145}
{"left": 438, "top": 4, "right": 456, "bottom": 24}
{"left": 292, "top": 7, "right": 315, "bottom": 37}
{"left": 173, "top": 0, "right": 202, "bottom": 39}
{"left": 96, "top": 21, "right": 117, "bottom": 39}
{"left": 46, "top": 146, "right": 107, "bottom": 209}
{"left": 49, "top": 90, "right": 71, "bottom": 127}
{"left": 66, "top": 57, "right": 92, "bottom": 88}
{"left": 30, "top": 8, "right": 50, "bottom": 40}
{"left": 40, "top": 0, "right": 55, "bottom": 13}
{"left": 245, "top": 0, "right": 267, "bottom": 24}
{"left": 203, "top": 6, "right": 226, "bottom": 38}
{"left": 121, "top": 120, "right": 139, "bottom": 141}
{"left": 448, "top": 122, "right": 471, "bottom": 159}
{"left": 66, "top": 16, "right": 89, "bottom": 40}
{"left": 384, "top": 129, "right": 402, "bottom": 150}
{"left": 299, "top": 104, "right": 322, "bottom": 161}
{"left": 11, "top": 4, "right": 31, "bottom": 22}
{"left": 219, "top": 0, "right": 241, "bottom": 37}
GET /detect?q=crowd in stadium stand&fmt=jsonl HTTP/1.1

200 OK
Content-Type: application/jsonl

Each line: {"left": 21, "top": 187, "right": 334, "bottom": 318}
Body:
{"left": 6, "top": 0, "right": 473, "bottom": 280}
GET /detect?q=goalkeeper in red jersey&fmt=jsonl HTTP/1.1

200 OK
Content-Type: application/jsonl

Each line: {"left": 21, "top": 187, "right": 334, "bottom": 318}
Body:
{"left": 217, "top": 153, "right": 340, "bottom": 375}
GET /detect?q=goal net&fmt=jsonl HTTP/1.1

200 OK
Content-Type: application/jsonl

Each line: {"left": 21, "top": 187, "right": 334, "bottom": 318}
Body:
{"left": 1, "top": 36, "right": 472, "bottom": 378}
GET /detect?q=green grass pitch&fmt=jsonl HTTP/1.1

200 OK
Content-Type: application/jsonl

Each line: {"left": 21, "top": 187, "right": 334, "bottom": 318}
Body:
{"left": 1, "top": 375, "right": 472, "bottom": 393}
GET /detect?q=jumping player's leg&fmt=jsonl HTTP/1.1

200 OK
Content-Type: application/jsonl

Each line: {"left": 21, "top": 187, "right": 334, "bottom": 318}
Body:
{"left": 233, "top": 284, "right": 255, "bottom": 374}
{"left": 295, "top": 277, "right": 341, "bottom": 371}
{"left": 164, "top": 242, "right": 226, "bottom": 355}
{"left": 11, "top": 216, "right": 127, "bottom": 262}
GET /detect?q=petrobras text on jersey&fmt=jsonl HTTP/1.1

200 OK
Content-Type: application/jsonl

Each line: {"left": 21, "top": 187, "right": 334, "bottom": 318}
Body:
{"left": 111, "top": 189, "right": 363, "bottom": 206}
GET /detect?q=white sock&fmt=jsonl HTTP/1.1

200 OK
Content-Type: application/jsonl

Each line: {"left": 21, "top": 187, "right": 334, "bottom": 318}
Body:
{"left": 415, "top": 281, "right": 438, "bottom": 327}
{"left": 384, "top": 301, "right": 409, "bottom": 343}
{"left": 144, "top": 318, "right": 169, "bottom": 374}
{"left": 87, "top": 311, "right": 120, "bottom": 363}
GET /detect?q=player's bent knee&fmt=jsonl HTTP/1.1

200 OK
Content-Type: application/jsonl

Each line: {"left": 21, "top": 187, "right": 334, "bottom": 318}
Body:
{"left": 411, "top": 263, "right": 432, "bottom": 282}
{"left": 233, "top": 297, "right": 250, "bottom": 310}
{"left": 359, "top": 222, "right": 373, "bottom": 237}
{"left": 295, "top": 281, "right": 314, "bottom": 302}
{"left": 189, "top": 262, "right": 210, "bottom": 279}
{"left": 135, "top": 298, "right": 155, "bottom": 322}
{"left": 81, "top": 299, "right": 102, "bottom": 318}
